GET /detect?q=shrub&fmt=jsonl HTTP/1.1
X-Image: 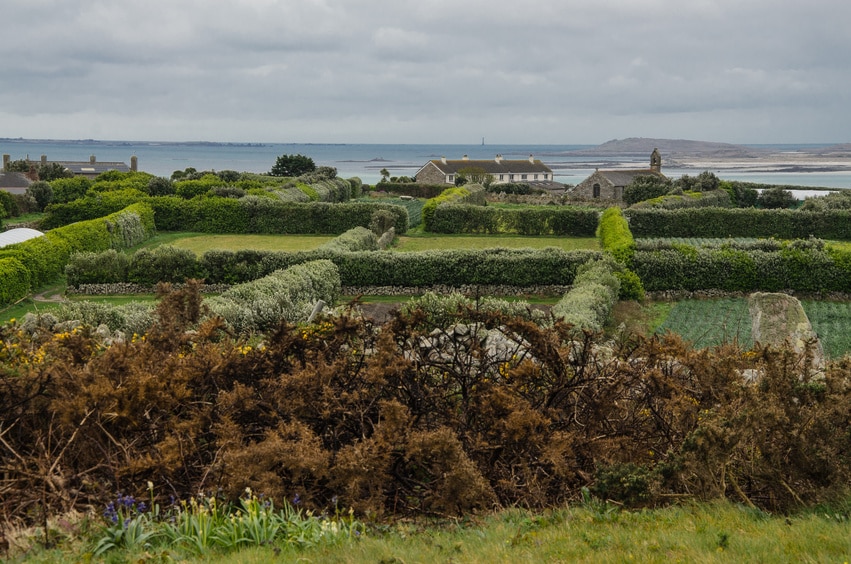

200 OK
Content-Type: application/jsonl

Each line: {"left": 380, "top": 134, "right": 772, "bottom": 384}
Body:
{"left": 422, "top": 186, "right": 473, "bottom": 231}
{"left": 26, "top": 181, "right": 53, "bottom": 211}
{"left": 0, "top": 257, "right": 30, "bottom": 303}
{"left": 429, "top": 205, "right": 599, "bottom": 236}
{"left": 40, "top": 189, "right": 148, "bottom": 229}
{"left": 623, "top": 175, "right": 672, "bottom": 205}
{"left": 270, "top": 154, "right": 316, "bottom": 177}
{"left": 369, "top": 209, "right": 398, "bottom": 236}
{"left": 206, "top": 260, "right": 340, "bottom": 332}
{"left": 147, "top": 176, "right": 175, "bottom": 196}
{"left": 552, "top": 258, "right": 620, "bottom": 332}
{"left": 128, "top": 246, "right": 199, "bottom": 285}
{"left": 597, "top": 207, "right": 634, "bottom": 264}
{"left": 175, "top": 174, "right": 222, "bottom": 199}
{"left": 624, "top": 208, "right": 851, "bottom": 240}
{"left": 318, "top": 226, "right": 379, "bottom": 252}
{"left": 758, "top": 187, "right": 797, "bottom": 209}
{"left": 66, "top": 249, "right": 130, "bottom": 286}
{"left": 50, "top": 176, "right": 92, "bottom": 204}
{"left": 0, "top": 190, "right": 20, "bottom": 218}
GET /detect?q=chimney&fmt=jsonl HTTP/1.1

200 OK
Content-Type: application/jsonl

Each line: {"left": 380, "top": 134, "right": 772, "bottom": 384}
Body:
{"left": 440, "top": 156, "right": 447, "bottom": 165}
{"left": 41, "top": 154, "right": 47, "bottom": 165}
{"left": 495, "top": 154, "right": 502, "bottom": 163}
{"left": 90, "top": 155, "right": 96, "bottom": 164}
{"left": 2, "top": 154, "right": 9, "bottom": 170}
{"left": 462, "top": 154, "right": 468, "bottom": 160}
{"left": 130, "top": 155, "right": 138, "bottom": 172}
{"left": 529, "top": 154, "right": 535, "bottom": 164}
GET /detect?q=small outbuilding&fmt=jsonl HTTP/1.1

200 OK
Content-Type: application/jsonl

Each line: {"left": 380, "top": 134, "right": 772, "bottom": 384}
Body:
{"left": 0, "top": 172, "right": 33, "bottom": 195}
{"left": 571, "top": 148, "right": 666, "bottom": 201}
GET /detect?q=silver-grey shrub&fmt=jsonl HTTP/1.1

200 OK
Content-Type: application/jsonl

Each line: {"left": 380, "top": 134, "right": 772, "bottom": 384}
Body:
{"left": 401, "top": 291, "right": 548, "bottom": 329}
{"left": 552, "top": 259, "right": 620, "bottom": 333}
{"left": 318, "top": 226, "right": 378, "bottom": 252}
{"left": 205, "top": 260, "right": 341, "bottom": 333}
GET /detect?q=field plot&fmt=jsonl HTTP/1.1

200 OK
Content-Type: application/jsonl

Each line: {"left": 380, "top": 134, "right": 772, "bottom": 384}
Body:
{"left": 393, "top": 234, "right": 600, "bottom": 252}
{"left": 800, "top": 300, "right": 851, "bottom": 359}
{"left": 654, "top": 298, "right": 753, "bottom": 349}
{"left": 152, "top": 233, "right": 335, "bottom": 254}
{"left": 655, "top": 298, "right": 851, "bottom": 359}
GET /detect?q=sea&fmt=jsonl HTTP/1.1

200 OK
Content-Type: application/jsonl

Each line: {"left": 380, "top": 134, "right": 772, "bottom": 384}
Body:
{"left": 2, "top": 139, "right": 850, "bottom": 193}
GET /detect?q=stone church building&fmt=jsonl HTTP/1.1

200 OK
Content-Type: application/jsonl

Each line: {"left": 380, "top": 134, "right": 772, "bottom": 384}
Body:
{"left": 570, "top": 148, "right": 665, "bottom": 201}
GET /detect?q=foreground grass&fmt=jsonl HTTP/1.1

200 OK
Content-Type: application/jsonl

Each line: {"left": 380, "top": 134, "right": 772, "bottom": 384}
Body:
{"left": 393, "top": 233, "right": 600, "bottom": 252}
{"left": 14, "top": 500, "right": 851, "bottom": 563}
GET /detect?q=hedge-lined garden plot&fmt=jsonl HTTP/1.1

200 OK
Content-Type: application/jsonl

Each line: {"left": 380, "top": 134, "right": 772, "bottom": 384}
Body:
{"left": 654, "top": 298, "right": 753, "bottom": 349}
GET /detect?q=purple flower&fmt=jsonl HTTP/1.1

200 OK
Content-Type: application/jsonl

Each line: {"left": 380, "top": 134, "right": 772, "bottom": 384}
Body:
{"left": 293, "top": 493, "right": 301, "bottom": 506}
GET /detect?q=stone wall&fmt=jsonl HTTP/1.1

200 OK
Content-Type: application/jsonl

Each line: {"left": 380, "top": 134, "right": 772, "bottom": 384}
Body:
{"left": 571, "top": 171, "right": 621, "bottom": 201}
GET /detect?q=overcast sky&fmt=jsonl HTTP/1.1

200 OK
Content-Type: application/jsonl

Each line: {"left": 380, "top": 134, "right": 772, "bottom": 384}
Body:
{"left": 1, "top": 0, "right": 849, "bottom": 145}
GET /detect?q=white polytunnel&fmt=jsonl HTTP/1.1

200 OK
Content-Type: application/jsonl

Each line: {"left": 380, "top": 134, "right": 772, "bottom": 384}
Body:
{"left": 0, "top": 228, "right": 46, "bottom": 248}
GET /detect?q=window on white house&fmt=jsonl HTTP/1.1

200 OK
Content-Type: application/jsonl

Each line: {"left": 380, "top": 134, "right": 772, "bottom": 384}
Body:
{"left": 534, "top": 174, "right": 539, "bottom": 180}
{"left": 499, "top": 174, "right": 504, "bottom": 181}
{"left": 521, "top": 174, "right": 527, "bottom": 180}
{"left": 448, "top": 175, "right": 454, "bottom": 182}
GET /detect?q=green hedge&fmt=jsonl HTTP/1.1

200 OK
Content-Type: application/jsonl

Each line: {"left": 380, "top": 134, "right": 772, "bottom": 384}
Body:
{"left": 0, "top": 203, "right": 156, "bottom": 304}
{"left": 597, "top": 207, "right": 635, "bottom": 264}
{"left": 633, "top": 241, "right": 851, "bottom": 292}
{"left": 422, "top": 186, "right": 486, "bottom": 231}
{"left": 40, "top": 189, "right": 148, "bottom": 229}
{"left": 0, "top": 257, "right": 31, "bottom": 304}
{"left": 374, "top": 182, "right": 447, "bottom": 199}
{"left": 148, "top": 197, "right": 409, "bottom": 234}
{"left": 429, "top": 205, "right": 600, "bottom": 235}
{"left": 75, "top": 247, "right": 600, "bottom": 288}
{"left": 625, "top": 208, "right": 851, "bottom": 240}
{"left": 630, "top": 189, "right": 732, "bottom": 210}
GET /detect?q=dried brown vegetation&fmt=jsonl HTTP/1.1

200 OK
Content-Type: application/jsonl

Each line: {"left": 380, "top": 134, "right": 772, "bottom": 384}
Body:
{"left": 2, "top": 284, "right": 851, "bottom": 529}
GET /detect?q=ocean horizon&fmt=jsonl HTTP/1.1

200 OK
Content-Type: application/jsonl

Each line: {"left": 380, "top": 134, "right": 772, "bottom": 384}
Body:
{"left": 2, "top": 138, "right": 850, "bottom": 189}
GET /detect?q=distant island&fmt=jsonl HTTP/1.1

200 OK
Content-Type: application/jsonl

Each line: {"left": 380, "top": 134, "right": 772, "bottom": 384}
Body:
{"left": 568, "top": 137, "right": 851, "bottom": 173}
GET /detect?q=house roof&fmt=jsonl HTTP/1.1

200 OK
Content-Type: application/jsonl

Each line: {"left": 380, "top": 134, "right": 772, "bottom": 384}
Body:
{"left": 595, "top": 169, "right": 665, "bottom": 187}
{"left": 54, "top": 161, "right": 130, "bottom": 175}
{"left": 419, "top": 157, "right": 553, "bottom": 176}
{"left": 0, "top": 172, "right": 32, "bottom": 191}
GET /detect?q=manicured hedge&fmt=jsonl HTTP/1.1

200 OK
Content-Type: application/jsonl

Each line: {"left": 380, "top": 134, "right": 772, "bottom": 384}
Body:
{"left": 428, "top": 205, "right": 600, "bottom": 236}
{"left": 0, "top": 203, "right": 156, "bottom": 304}
{"left": 422, "top": 186, "right": 486, "bottom": 231}
{"left": 630, "top": 189, "right": 732, "bottom": 209}
{"left": 148, "top": 197, "right": 409, "bottom": 234}
{"left": 597, "top": 207, "right": 635, "bottom": 264}
{"left": 625, "top": 208, "right": 851, "bottom": 240}
{"left": 374, "top": 182, "right": 447, "bottom": 199}
{"left": 40, "top": 189, "right": 148, "bottom": 229}
{"left": 0, "top": 257, "right": 30, "bottom": 305}
{"left": 633, "top": 242, "right": 851, "bottom": 292}
{"left": 75, "top": 247, "right": 600, "bottom": 288}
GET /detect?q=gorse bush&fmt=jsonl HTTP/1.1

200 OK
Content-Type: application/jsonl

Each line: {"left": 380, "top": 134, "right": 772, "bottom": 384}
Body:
{"left": 3, "top": 283, "right": 850, "bottom": 526}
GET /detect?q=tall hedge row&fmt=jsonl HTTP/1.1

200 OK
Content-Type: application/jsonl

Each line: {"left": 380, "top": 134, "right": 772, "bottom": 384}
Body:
{"left": 633, "top": 243, "right": 851, "bottom": 292}
{"left": 68, "top": 247, "right": 600, "bottom": 288}
{"left": 148, "top": 197, "right": 409, "bottom": 234}
{"left": 0, "top": 203, "right": 156, "bottom": 305}
{"left": 625, "top": 208, "right": 851, "bottom": 240}
{"left": 428, "top": 205, "right": 600, "bottom": 236}
{"left": 597, "top": 207, "right": 635, "bottom": 264}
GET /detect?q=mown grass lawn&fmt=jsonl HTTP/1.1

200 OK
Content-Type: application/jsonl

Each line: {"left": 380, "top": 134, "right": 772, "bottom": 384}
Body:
{"left": 393, "top": 233, "right": 600, "bottom": 252}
